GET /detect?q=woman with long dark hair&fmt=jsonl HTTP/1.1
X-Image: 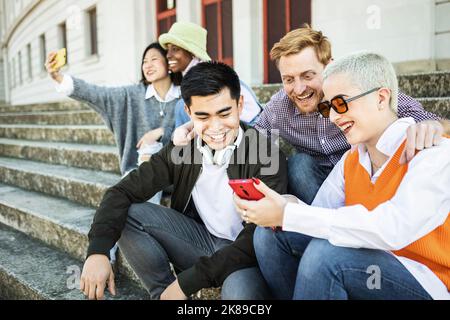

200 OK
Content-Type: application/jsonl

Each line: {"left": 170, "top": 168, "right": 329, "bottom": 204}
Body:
{"left": 46, "top": 42, "right": 182, "bottom": 177}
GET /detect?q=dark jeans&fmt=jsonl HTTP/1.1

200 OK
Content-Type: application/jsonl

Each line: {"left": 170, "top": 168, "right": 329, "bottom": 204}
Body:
{"left": 254, "top": 227, "right": 432, "bottom": 300}
{"left": 118, "top": 203, "right": 271, "bottom": 300}
{"left": 287, "top": 153, "right": 333, "bottom": 205}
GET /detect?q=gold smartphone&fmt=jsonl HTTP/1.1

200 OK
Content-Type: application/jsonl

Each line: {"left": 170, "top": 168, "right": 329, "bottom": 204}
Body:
{"left": 53, "top": 48, "right": 67, "bottom": 70}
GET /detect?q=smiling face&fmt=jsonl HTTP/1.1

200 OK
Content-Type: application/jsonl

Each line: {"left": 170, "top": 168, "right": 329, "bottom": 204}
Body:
{"left": 141, "top": 48, "right": 169, "bottom": 83}
{"left": 166, "top": 44, "right": 194, "bottom": 73}
{"left": 323, "top": 73, "right": 392, "bottom": 147}
{"left": 185, "top": 88, "right": 243, "bottom": 151}
{"left": 278, "top": 47, "right": 328, "bottom": 114}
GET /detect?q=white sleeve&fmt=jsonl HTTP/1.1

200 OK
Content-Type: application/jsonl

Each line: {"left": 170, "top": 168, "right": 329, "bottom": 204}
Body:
{"left": 55, "top": 74, "right": 74, "bottom": 96}
{"left": 311, "top": 154, "right": 347, "bottom": 209}
{"left": 239, "top": 84, "right": 261, "bottom": 123}
{"left": 283, "top": 141, "right": 450, "bottom": 251}
{"left": 283, "top": 155, "right": 345, "bottom": 239}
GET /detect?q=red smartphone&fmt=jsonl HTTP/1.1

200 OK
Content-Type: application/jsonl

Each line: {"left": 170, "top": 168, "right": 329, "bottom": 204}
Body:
{"left": 228, "top": 178, "right": 264, "bottom": 201}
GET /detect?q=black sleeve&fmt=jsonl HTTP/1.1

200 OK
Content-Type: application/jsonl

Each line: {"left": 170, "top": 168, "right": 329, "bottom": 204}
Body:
{"left": 177, "top": 141, "right": 288, "bottom": 296}
{"left": 86, "top": 144, "right": 174, "bottom": 259}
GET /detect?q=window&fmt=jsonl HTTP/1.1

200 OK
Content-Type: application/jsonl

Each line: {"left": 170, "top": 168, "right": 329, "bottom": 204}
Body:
{"left": 58, "top": 22, "right": 68, "bottom": 64}
{"left": 263, "top": 0, "right": 311, "bottom": 83}
{"left": 156, "top": 0, "right": 177, "bottom": 36}
{"left": 27, "top": 43, "right": 32, "bottom": 79}
{"left": 18, "top": 51, "right": 23, "bottom": 85}
{"left": 202, "top": 0, "right": 233, "bottom": 66}
{"left": 39, "top": 34, "right": 46, "bottom": 72}
{"left": 87, "top": 7, "right": 98, "bottom": 55}
{"left": 10, "top": 59, "right": 15, "bottom": 89}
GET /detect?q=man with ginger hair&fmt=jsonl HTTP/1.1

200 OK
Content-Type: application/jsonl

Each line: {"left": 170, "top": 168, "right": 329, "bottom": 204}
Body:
{"left": 254, "top": 25, "right": 446, "bottom": 204}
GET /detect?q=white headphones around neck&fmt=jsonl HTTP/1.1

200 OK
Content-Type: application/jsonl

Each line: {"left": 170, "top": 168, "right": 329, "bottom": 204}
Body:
{"left": 196, "top": 129, "right": 242, "bottom": 166}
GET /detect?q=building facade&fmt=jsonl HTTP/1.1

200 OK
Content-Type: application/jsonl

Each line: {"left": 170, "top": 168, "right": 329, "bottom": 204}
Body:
{"left": 0, "top": 0, "right": 449, "bottom": 105}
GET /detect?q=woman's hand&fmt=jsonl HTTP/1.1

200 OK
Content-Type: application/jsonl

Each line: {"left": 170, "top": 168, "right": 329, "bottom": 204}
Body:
{"left": 45, "top": 52, "right": 64, "bottom": 83}
{"left": 233, "top": 179, "right": 288, "bottom": 227}
{"left": 137, "top": 127, "right": 164, "bottom": 149}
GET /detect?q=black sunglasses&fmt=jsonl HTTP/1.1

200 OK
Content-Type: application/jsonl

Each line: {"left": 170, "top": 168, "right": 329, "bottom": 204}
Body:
{"left": 318, "top": 87, "right": 381, "bottom": 118}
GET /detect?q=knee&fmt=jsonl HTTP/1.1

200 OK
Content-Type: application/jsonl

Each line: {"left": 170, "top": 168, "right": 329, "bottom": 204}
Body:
{"left": 127, "top": 202, "right": 163, "bottom": 224}
{"left": 298, "top": 239, "right": 343, "bottom": 279}
{"left": 221, "top": 268, "right": 270, "bottom": 300}
{"left": 288, "top": 153, "right": 315, "bottom": 175}
{"left": 128, "top": 203, "right": 149, "bottom": 220}
{"left": 253, "top": 227, "right": 277, "bottom": 261}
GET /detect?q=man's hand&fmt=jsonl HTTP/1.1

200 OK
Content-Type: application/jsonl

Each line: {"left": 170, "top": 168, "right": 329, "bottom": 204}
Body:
{"left": 80, "top": 254, "right": 116, "bottom": 300}
{"left": 233, "top": 179, "right": 287, "bottom": 227}
{"left": 45, "top": 52, "right": 64, "bottom": 83}
{"left": 160, "top": 279, "right": 188, "bottom": 300}
{"left": 172, "top": 121, "right": 195, "bottom": 146}
{"left": 137, "top": 127, "right": 164, "bottom": 149}
{"left": 400, "top": 120, "right": 444, "bottom": 164}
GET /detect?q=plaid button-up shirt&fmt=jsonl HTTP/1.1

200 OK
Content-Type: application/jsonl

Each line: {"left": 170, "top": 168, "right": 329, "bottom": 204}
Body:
{"left": 255, "top": 90, "right": 440, "bottom": 168}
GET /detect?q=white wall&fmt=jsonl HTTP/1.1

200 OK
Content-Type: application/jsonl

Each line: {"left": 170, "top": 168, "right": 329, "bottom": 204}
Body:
{"left": 2, "top": 0, "right": 152, "bottom": 105}
{"left": 232, "top": 0, "right": 264, "bottom": 85}
{"left": 312, "top": 0, "right": 439, "bottom": 72}
{"left": 176, "top": 0, "right": 202, "bottom": 25}
{"left": 435, "top": 0, "right": 450, "bottom": 69}
{"left": 0, "top": 57, "right": 5, "bottom": 102}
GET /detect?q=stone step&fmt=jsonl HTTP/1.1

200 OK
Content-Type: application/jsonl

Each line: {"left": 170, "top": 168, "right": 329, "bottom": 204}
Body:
{"left": 0, "top": 222, "right": 148, "bottom": 300}
{"left": 0, "top": 157, "right": 120, "bottom": 207}
{"left": 0, "top": 184, "right": 219, "bottom": 300}
{"left": 253, "top": 84, "right": 282, "bottom": 105}
{"left": 0, "top": 138, "right": 120, "bottom": 173}
{"left": 398, "top": 71, "right": 450, "bottom": 99}
{"left": 0, "top": 110, "right": 104, "bottom": 125}
{"left": 0, "top": 183, "right": 140, "bottom": 286}
{"left": 417, "top": 97, "right": 450, "bottom": 119}
{"left": 0, "top": 101, "right": 89, "bottom": 114}
{"left": 0, "top": 124, "right": 115, "bottom": 146}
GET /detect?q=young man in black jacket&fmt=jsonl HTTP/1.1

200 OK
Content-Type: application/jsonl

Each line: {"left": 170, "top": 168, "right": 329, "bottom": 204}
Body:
{"left": 80, "top": 61, "right": 287, "bottom": 300}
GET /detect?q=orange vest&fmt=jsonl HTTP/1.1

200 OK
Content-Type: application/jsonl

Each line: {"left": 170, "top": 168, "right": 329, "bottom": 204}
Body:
{"left": 344, "top": 140, "right": 450, "bottom": 290}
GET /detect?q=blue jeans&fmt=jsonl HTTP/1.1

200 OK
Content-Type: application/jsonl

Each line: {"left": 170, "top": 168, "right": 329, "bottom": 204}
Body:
{"left": 118, "top": 203, "right": 271, "bottom": 300}
{"left": 254, "top": 227, "right": 432, "bottom": 300}
{"left": 254, "top": 227, "right": 313, "bottom": 299}
{"left": 294, "top": 239, "right": 432, "bottom": 300}
{"left": 287, "top": 153, "right": 333, "bottom": 205}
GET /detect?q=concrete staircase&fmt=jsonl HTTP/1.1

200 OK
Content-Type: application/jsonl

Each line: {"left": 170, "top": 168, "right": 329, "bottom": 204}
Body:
{"left": 0, "top": 71, "right": 448, "bottom": 300}
{"left": 0, "top": 101, "right": 147, "bottom": 300}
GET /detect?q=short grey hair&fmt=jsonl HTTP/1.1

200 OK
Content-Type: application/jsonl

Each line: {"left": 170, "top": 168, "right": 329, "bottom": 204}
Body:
{"left": 322, "top": 51, "right": 398, "bottom": 113}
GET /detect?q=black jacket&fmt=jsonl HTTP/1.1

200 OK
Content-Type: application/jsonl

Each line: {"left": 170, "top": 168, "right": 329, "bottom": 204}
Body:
{"left": 87, "top": 123, "right": 288, "bottom": 296}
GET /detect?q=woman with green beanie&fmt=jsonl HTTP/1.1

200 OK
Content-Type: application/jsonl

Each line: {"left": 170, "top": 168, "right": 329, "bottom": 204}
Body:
{"left": 159, "top": 22, "right": 262, "bottom": 127}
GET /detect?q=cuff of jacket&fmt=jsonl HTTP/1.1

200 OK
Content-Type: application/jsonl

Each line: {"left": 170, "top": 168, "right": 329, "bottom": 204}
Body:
{"left": 86, "top": 237, "right": 115, "bottom": 260}
{"left": 177, "top": 266, "right": 211, "bottom": 297}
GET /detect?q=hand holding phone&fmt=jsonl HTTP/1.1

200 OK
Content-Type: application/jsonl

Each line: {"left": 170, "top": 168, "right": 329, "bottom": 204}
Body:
{"left": 53, "top": 48, "right": 67, "bottom": 71}
{"left": 228, "top": 178, "right": 264, "bottom": 201}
